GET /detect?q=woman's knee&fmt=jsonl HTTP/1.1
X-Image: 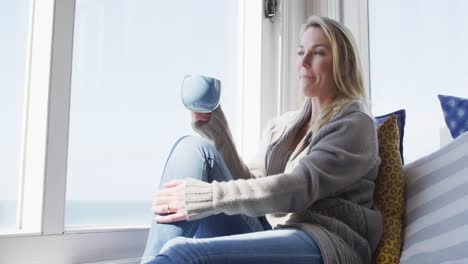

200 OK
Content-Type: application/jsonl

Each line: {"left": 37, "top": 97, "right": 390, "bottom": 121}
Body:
{"left": 158, "top": 237, "right": 199, "bottom": 264}
{"left": 171, "top": 135, "right": 216, "bottom": 158}
{"left": 160, "top": 135, "right": 222, "bottom": 185}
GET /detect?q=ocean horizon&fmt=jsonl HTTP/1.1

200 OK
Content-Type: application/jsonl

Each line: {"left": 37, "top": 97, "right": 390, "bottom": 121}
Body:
{"left": 0, "top": 200, "right": 153, "bottom": 231}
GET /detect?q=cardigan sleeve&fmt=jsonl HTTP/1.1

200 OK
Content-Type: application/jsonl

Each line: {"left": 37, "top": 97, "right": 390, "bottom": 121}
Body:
{"left": 185, "top": 112, "right": 380, "bottom": 221}
{"left": 191, "top": 105, "right": 274, "bottom": 180}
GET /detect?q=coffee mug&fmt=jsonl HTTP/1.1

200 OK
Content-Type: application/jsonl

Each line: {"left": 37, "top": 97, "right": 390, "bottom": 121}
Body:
{"left": 181, "top": 75, "right": 221, "bottom": 113}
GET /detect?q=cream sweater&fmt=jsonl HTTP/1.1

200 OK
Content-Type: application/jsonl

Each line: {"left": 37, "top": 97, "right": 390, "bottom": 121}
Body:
{"left": 186, "top": 98, "right": 382, "bottom": 264}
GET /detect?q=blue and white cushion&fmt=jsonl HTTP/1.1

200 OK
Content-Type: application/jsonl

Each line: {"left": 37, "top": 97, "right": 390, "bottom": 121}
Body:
{"left": 400, "top": 132, "right": 468, "bottom": 264}
{"left": 438, "top": 94, "right": 468, "bottom": 139}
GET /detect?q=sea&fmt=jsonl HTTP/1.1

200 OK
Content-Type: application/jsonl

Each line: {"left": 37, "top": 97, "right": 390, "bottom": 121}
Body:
{"left": 0, "top": 200, "right": 153, "bottom": 231}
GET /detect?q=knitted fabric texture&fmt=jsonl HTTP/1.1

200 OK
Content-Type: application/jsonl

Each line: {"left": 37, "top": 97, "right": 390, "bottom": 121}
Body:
{"left": 188, "top": 99, "right": 382, "bottom": 264}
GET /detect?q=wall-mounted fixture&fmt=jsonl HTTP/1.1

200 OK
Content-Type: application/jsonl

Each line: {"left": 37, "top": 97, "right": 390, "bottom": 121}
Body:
{"left": 264, "top": 0, "right": 278, "bottom": 22}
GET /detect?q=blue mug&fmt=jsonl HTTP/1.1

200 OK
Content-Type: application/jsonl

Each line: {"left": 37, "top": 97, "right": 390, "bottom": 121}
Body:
{"left": 181, "top": 75, "right": 221, "bottom": 113}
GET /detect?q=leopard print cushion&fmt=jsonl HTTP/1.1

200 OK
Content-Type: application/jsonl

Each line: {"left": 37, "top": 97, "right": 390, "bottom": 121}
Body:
{"left": 373, "top": 115, "right": 405, "bottom": 264}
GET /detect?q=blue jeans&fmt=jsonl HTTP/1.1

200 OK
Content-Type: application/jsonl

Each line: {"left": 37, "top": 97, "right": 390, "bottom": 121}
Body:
{"left": 141, "top": 136, "right": 323, "bottom": 264}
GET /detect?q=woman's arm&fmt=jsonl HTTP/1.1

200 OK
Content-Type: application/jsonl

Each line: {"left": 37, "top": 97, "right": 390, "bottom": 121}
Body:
{"left": 185, "top": 112, "right": 380, "bottom": 221}
{"left": 191, "top": 106, "right": 273, "bottom": 180}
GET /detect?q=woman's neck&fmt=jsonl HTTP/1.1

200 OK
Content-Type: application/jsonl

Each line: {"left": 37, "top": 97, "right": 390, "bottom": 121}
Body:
{"left": 310, "top": 96, "right": 334, "bottom": 124}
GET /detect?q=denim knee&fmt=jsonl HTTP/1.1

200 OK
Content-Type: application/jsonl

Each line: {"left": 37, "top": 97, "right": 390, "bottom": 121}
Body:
{"left": 158, "top": 237, "right": 199, "bottom": 264}
{"left": 173, "top": 135, "right": 216, "bottom": 155}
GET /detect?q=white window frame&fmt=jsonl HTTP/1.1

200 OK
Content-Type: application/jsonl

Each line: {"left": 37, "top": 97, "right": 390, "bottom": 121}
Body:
{"left": 252, "top": 0, "right": 310, "bottom": 142}
{"left": 341, "top": 0, "right": 371, "bottom": 98}
{"left": 0, "top": 0, "right": 281, "bottom": 263}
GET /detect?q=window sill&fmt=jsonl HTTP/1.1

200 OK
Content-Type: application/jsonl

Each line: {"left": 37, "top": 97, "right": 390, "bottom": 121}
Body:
{"left": 0, "top": 228, "right": 148, "bottom": 263}
{"left": 0, "top": 224, "right": 150, "bottom": 238}
{"left": 65, "top": 224, "right": 150, "bottom": 234}
{"left": 0, "top": 230, "right": 41, "bottom": 238}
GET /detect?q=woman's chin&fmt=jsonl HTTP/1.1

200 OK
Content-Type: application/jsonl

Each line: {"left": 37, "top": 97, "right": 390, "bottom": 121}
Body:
{"left": 300, "top": 86, "right": 316, "bottom": 97}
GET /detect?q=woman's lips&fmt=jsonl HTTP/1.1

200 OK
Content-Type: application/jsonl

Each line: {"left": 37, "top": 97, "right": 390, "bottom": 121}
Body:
{"left": 300, "top": 75, "right": 320, "bottom": 85}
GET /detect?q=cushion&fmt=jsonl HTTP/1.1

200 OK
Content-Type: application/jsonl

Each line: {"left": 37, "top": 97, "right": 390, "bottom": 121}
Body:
{"left": 400, "top": 132, "right": 468, "bottom": 264}
{"left": 375, "top": 109, "right": 406, "bottom": 164}
{"left": 373, "top": 115, "right": 405, "bottom": 264}
{"left": 438, "top": 94, "right": 468, "bottom": 139}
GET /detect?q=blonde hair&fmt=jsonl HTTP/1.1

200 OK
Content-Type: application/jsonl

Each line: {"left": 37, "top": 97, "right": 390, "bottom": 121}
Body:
{"left": 301, "top": 16, "right": 369, "bottom": 133}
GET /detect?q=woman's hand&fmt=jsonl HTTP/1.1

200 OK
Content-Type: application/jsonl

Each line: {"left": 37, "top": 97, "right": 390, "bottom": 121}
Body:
{"left": 152, "top": 179, "right": 188, "bottom": 223}
{"left": 192, "top": 112, "right": 211, "bottom": 122}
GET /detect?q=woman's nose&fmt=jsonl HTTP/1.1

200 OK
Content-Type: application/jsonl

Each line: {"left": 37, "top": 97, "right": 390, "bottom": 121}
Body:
{"left": 300, "top": 55, "right": 311, "bottom": 68}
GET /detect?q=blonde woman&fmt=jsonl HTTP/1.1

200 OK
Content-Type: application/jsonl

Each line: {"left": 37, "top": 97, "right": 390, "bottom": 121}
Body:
{"left": 141, "top": 16, "right": 382, "bottom": 264}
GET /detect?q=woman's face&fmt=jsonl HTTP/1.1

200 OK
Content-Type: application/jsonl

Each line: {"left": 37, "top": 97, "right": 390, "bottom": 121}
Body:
{"left": 297, "top": 26, "right": 337, "bottom": 100}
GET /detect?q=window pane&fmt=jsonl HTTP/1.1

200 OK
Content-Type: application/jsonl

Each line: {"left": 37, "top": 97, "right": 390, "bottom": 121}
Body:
{"left": 0, "top": 0, "right": 32, "bottom": 232}
{"left": 66, "top": 0, "right": 239, "bottom": 227}
{"left": 369, "top": 0, "right": 468, "bottom": 162}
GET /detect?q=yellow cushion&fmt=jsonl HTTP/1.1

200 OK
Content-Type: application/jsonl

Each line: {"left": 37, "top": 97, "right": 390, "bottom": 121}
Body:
{"left": 373, "top": 115, "right": 405, "bottom": 264}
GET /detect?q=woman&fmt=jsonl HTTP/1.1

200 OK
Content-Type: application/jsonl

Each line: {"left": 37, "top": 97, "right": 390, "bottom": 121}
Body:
{"left": 141, "top": 16, "right": 382, "bottom": 264}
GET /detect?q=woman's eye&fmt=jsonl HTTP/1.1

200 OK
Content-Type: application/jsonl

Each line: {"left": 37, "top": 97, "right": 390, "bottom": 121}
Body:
{"left": 297, "top": 50, "right": 304, "bottom": 56}
{"left": 313, "top": 51, "right": 324, "bottom": 55}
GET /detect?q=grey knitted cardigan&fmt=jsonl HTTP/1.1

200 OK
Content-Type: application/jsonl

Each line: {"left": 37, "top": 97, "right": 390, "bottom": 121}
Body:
{"left": 186, "top": 98, "right": 382, "bottom": 264}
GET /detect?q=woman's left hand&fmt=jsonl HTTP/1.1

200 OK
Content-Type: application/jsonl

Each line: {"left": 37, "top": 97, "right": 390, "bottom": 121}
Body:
{"left": 152, "top": 179, "right": 188, "bottom": 223}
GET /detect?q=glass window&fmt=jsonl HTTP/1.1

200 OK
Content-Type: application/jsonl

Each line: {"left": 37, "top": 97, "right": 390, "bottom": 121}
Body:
{"left": 0, "top": 0, "right": 33, "bottom": 232}
{"left": 66, "top": 0, "right": 240, "bottom": 227}
{"left": 369, "top": 0, "right": 468, "bottom": 162}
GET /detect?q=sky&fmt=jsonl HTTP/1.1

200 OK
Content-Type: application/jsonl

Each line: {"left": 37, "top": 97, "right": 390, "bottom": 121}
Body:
{"left": 369, "top": 0, "right": 468, "bottom": 163}
{"left": 2, "top": 0, "right": 468, "bottom": 203}
{"left": 0, "top": 0, "right": 30, "bottom": 202}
